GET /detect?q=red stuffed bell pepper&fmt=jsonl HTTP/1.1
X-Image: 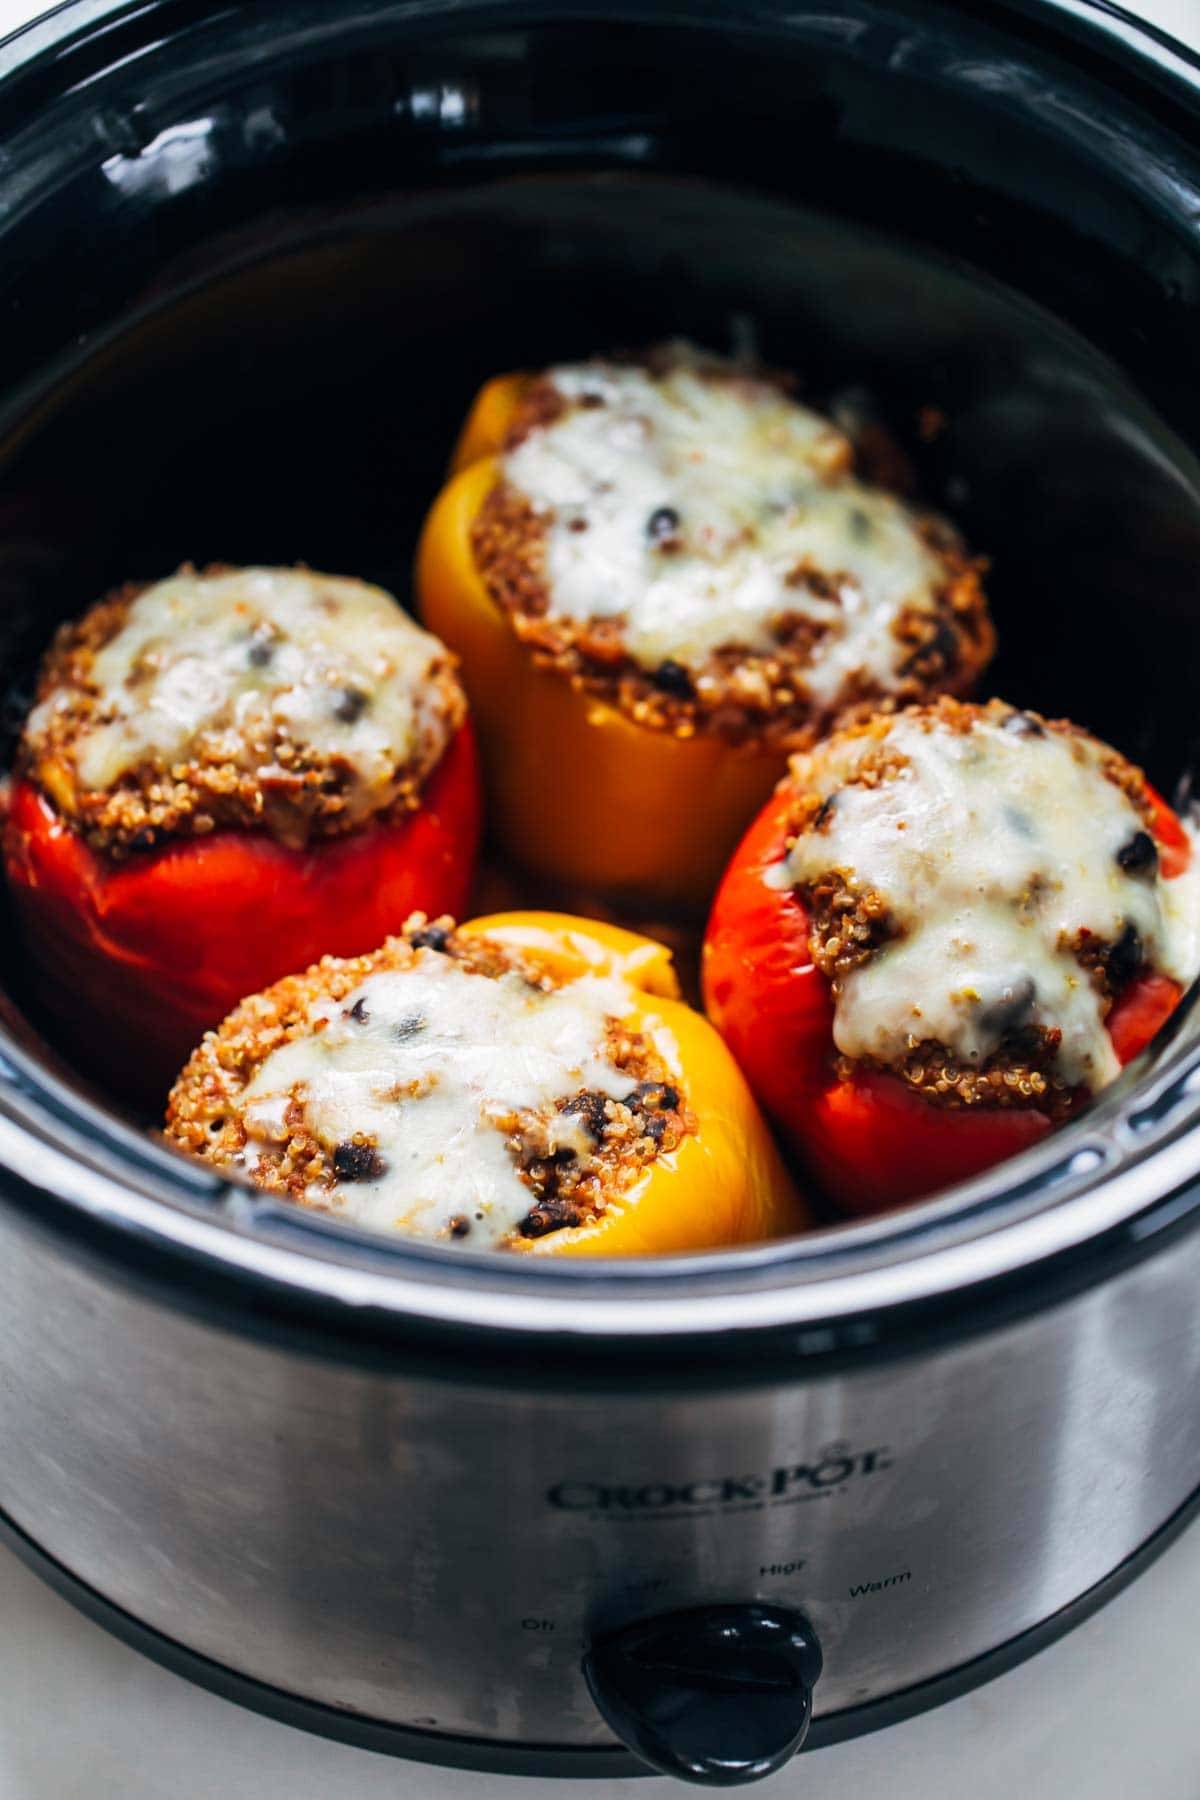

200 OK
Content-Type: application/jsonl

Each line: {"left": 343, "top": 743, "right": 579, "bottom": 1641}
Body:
{"left": 4, "top": 565, "right": 481, "bottom": 1100}
{"left": 703, "top": 697, "right": 1200, "bottom": 1215}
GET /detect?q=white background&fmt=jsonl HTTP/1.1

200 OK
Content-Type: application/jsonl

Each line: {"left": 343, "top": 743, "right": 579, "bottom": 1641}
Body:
{"left": 0, "top": 0, "right": 1198, "bottom": 1795}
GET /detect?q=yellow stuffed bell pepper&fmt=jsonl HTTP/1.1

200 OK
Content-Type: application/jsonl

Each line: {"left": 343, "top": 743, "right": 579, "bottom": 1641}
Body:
{"left": 416, "top": 375, "right": 787, "bottom": 913}
{"left": 459, "top": 911, "right": 807, "bottom": 1255}
{"left": 165, "top": 908, "right": 807, "bottom": 1257}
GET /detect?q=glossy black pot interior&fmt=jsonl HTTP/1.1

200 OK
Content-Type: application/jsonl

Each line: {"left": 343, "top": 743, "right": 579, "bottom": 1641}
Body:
{"left": 0, "top": 0, "right": 1197, "bottom": 1152}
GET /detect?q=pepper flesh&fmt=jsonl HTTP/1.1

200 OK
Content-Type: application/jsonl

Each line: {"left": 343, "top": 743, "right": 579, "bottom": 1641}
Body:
{"left": 459, "top": 911, "right": 808, "bottom": 1254}
{"left": 4, "top": 721, "right": 481, "bottom": 1104}
{"left": 702, "top": 777, "right": 1192, "bottom": 1216}
{"left": 417, "top": 375, "right": 788, "bottom": 912}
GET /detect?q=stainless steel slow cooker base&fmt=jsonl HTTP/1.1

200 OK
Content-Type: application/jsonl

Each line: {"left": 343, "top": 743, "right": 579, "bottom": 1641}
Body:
{"left": 4, "top": 1158, "right": 1200, "bottom": 1778}
{"left": 4, "top": 1488, "right": 1200, "bottom": 1779}
{"left": 1, "top": 0, "right": 1199, "bottom": 1784}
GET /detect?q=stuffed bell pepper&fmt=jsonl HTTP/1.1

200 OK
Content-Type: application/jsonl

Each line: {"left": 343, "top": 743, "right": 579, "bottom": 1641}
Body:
{"left": 166, "top": 910, "right": 805, "bottom": 1255}
{"left": 703, "top": 697, "right": 1200, "bottom": 1214}
{"left": 417, "top": 343, "right": 995, "bottom": 911}
{"left": 4, "top": 565, "right": 481, "bottom": 1098}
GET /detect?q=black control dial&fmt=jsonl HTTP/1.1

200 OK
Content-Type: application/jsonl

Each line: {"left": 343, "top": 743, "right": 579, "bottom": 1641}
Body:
{"left": 583, "top": 1603, "right": 823, "bottom": 1786}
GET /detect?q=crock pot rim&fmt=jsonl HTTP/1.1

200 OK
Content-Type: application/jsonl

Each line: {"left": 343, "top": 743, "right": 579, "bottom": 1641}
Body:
{"left": 3, "top": 1002, "right": 1199, "bottom": 1361}
{"left": 4, "top": 0, "right": 1200, "bottom": 84}
{"left": 1, "top": 0, "right": 1199, "bottom": 1357}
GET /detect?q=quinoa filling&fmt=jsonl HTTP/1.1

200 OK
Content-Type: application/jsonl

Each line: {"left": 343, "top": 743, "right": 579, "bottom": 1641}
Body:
{"left": 165, "top": 917, "right": 693, "bottom": 1248}
{"left": 470, "top": 346, "right": 994, "bottom": 749}
{"left": 19, "top": 565, "right": 466, "bottom": 855}
{"left": 773, "top": 698, "right": 1200, "bottom": 1113}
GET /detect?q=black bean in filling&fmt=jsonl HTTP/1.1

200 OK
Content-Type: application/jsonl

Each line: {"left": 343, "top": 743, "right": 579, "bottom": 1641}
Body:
{"left": 624, "top": 1080, "right": 680, "bottom": 1112}
{"left": 333, "top": 686, "right": 369, "bottom": 723}
{"left": 519, "top": 1197, "right": 584, "bottom": 1238}
{"left": 333, "top": 1142, "right": 387, "bottom": 1183}
{"left": 514, "top": 1079, "right": 688, "bottom": 1239}
{"left": 560, "top": 1090, "right": 611, "bottom": 1141}
{"left": 1106, "top": 921, "right": 1144, "bottom": 988}
{"left": 652, "top": 659, "right": 694, "bottom": 698}
{"left": 409, "top": 923, "right": 451, "bottom": 952}
{"left": 899, "top": 613, "right": 959, "bottom": 678}
{"left": 981, "top": 976, "right": 1038, "bottom": 1046}
{"left": 1117, "top": 831, "right": 1158, "bottom": 877}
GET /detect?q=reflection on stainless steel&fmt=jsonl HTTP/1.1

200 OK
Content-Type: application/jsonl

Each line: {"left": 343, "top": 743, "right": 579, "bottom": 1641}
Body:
{"left": 0, "top": 1198, "right": 1197, "bottom": 1740}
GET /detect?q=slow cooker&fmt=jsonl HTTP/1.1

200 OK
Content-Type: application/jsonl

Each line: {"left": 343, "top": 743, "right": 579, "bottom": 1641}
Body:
{"left": 0, "top": 0, "right": 1199, "bottom": 1785}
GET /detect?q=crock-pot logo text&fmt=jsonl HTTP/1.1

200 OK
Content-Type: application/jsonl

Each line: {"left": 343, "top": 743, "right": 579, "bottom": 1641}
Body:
{"left": 547, "top": 1445, "right": 892, "bottom": 1514}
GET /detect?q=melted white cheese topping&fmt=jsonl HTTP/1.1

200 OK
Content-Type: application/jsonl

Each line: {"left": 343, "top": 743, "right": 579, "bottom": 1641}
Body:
{"left": 237, "top": 952, "right": 677, "bottom": 1245}
{"left": 778, "top": 712, "right": 1200, "bottom": 1091}
{"left": 502, "top": 349, "right": 951, "bottom": 691}
{"left": 36, "top": 567, "right": 455, "bottom": 818}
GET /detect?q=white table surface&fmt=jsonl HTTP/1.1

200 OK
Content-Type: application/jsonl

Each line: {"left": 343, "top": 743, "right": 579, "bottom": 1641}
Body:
{"left": 0, "top": 0, "right": 1198, "bottom": 1794}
